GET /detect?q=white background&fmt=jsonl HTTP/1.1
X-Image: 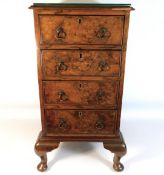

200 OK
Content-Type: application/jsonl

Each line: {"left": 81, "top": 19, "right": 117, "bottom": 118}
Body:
{"left": 0, "top": 0, "right": 164, "bottom": 175}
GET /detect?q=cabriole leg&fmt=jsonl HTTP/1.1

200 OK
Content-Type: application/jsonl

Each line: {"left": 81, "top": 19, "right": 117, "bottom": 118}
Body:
{"left": 35, "top": 149, "right": 47, "bottom": 172}
{"left": 103, "top": 132, "right": 127, "bottom": 172}
{"left": 34, "top": 132, "right": 60, "bottom": 172}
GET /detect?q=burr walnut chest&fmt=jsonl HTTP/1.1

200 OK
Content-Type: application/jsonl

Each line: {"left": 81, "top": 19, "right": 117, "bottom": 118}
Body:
{"left": 29, "top": 3, "right": 134, "bottom": 172}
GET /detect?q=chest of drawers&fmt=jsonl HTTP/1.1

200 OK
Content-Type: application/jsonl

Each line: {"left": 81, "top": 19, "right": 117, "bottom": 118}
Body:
{"left": 30, "top": 3, "right": 134, "bottom": 172}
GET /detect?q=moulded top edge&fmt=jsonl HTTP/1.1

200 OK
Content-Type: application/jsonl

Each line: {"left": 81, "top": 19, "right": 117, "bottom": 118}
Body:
{"left": 29, "top": 3, "right": 134, "bottom": 10}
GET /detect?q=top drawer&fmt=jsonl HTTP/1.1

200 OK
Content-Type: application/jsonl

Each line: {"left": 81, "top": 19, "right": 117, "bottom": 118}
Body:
{"left": 39, "top": 15, "right": 124, "bottom": 45}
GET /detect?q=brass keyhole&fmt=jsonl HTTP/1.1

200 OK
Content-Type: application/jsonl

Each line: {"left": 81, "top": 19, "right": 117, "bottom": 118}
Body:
{"left": 78, "top": 111, "right": 83, "bottom": 117}
{"left": 79, "top": 83, "right": 82, "bottom": 88}
{"left": 79, "top": 52, "right": 83, "bottom": 61}
{"left": 78, "top": 18, "right": 82, "bottom": 24}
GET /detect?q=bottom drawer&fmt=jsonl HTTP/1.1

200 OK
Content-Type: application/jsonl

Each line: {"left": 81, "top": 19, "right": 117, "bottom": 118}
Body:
{"left": 45, "top": 109, "right": 117, "bottom": 136}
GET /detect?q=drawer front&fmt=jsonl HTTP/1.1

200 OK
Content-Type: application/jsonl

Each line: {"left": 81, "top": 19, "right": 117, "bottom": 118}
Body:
{"left": 39, "top": 15, "right": 124, "bottom": 45}
{"left": 45, "top": 109, "right": 116, "bottom": 135}
{"left": 42, "top": 50, "right": 121, "bottom": 78}
{"left": 43, "top": 80, "right": 118, "bottom": 109}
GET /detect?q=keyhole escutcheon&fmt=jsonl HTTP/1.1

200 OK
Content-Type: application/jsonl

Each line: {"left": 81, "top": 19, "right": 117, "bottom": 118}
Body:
{"left": 78, "top": 18, "right": 82, "bottom": 24}
{"left": 79, "top": 83, "right": 82, "bottom": 88}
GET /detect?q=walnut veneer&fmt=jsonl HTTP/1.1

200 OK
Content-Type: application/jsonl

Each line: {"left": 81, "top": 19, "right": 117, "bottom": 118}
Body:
{"left": 29, "top": 3, "right": 134, "bottom": 172}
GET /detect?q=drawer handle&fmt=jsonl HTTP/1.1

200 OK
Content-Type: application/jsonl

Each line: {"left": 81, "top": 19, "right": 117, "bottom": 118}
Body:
{"left": 59, "top": 118, "right": 67, "bottom": 129}
{"left": 58, "top": 90, "right": 68, "bottom": 102}
{"left": 96, "top": 27, "right": 111, "bottom": 39}
{"left": 56, "top": 27, "right": 66, "bottom": 39}
{"left": 96, "top": 90, "right": 105, "bottom": 100}
{"left": 98, "top": 60, "right": 109, "bottom": 71}
{"left": 57, "top": 61, "right": 68, "bottom": 72}
{"left": 95, "top": 120, "right": 105, "bottom": 129}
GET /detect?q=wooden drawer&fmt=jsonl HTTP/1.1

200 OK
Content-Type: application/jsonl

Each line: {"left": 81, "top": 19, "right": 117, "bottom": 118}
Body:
{"left": 39, "top": 15, "right": 124, "bottom": 45}
{"left": 43, "top": 80, "right": 119, "bottom": 109}
{"left": 45, "top": 109, "right": 117, "bottom": 136}
{"left": 42, "top": 50, "right": 121, "bottom": 78}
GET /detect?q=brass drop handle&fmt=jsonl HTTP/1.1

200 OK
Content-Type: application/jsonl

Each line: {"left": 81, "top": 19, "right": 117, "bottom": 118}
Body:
{"left": 96, "top": 90, "right": 105, "bottom": 100}
{"left": 58, "top": 90, "right": 68, "bottom": 101}
{"left": 98, "top": 60, "right": 108, "bottom": 71}
{"left": 56, "top": 61, "right": 68, "bottom": 72}
{"left": 59, "top": 118, "right": 67, "bottom": 129}
{"left": 56, "top": 27, "right": 66, "bottom": 39}
{"left": 96, "top": 27, "right": 111, "bottom": 39}
{"left": 95, "top": 120, "right": 105, "bottom": 129}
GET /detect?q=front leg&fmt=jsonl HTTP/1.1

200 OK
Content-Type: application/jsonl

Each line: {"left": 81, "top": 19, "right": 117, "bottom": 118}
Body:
{"left": 113, "top": 149, "right": 126, "bottom": 171}
{"left": 103, "top": 132, "right": 127, "bottom": 172}
{"left": 35, "top": 132, "right": 60, "bottom": 172}
{"left": 35, "top": 149, "right": 47, "bottom": 172}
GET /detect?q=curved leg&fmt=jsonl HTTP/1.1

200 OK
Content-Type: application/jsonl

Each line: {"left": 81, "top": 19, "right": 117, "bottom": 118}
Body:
{"left": 103, "top": 132, "right": 127, "bottom": 172}
{"left": 35, "top": 150, "right": 47, "bottom": 172}
{"left": 35, "top": 132, "right": 60, "bottom": 172}
{"left": 113, "top": 149, "right": 126, "bottom": 171}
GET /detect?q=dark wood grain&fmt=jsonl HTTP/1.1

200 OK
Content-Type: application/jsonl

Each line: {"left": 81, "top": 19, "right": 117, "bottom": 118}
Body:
{"left": 30, "top": 3, "right": 133, "bottom": 172}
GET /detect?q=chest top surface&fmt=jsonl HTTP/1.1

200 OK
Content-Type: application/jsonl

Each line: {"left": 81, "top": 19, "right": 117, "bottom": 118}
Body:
{"left": 29, "top": 3, "right": 134, "bottom": 10}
